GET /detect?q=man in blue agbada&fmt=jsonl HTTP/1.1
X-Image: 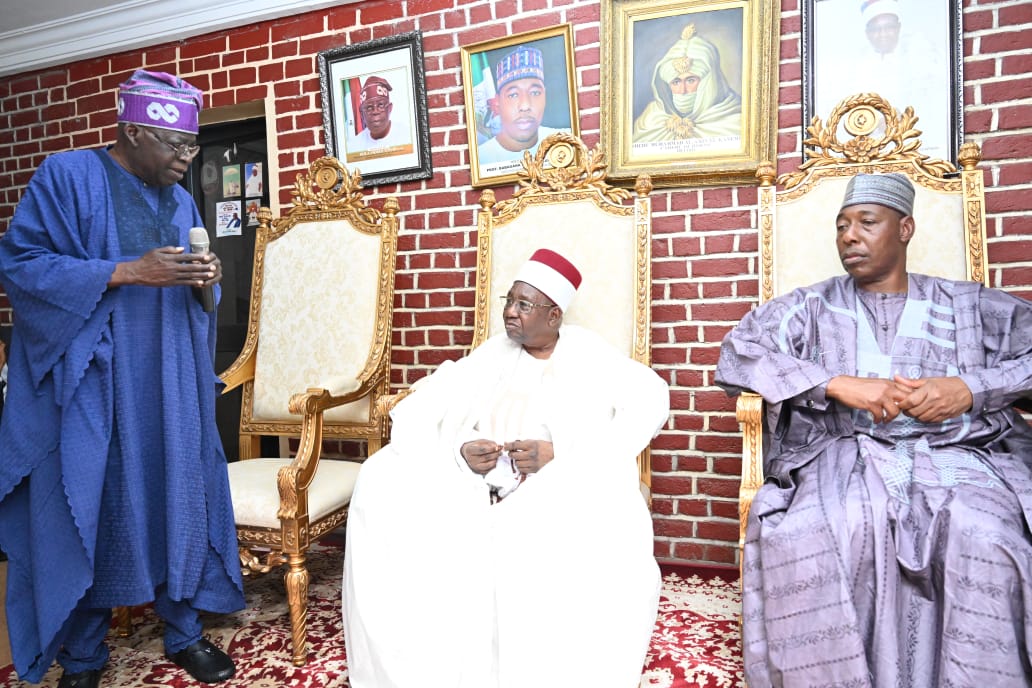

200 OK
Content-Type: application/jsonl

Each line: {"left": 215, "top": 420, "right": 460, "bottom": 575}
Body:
{"left": 0, "top": 70, "right": 243, "bottom": 688}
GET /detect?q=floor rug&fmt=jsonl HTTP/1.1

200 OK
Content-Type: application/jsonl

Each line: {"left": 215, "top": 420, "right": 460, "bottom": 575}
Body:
{"left": 0, "top": 542, "right": 742, "bottom": 687}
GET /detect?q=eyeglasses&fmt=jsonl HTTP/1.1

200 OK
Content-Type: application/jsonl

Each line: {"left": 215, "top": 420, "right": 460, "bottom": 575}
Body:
{"left": 500, "top": 296, "right": 556, "bottom": 315}
{"left": 360, "top": 102, "right": 389, "bottom": 114}
{"left": 142, "top": 127, "right": 200, "bottom": 160}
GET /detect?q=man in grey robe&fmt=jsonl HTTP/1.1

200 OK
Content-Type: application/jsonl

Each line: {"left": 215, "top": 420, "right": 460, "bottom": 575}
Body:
{"left": 716, "top": 172, "right": 1032, "bottom": 686}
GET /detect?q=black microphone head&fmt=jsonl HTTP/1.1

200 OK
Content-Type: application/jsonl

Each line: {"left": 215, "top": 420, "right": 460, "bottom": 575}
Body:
{"left": 188, "top": 227, "right": 210, "bottom": 253}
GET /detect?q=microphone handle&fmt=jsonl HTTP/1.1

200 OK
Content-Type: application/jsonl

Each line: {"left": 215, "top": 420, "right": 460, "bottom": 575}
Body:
{"left": 190, "top": 242, "right": 216, "bottom": 314}
{"left": 195, "top": 283, "right": 215, "bottom": 313}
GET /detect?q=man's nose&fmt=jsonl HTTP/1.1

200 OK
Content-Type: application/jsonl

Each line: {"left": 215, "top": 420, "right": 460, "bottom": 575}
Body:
{"left": 840, "top": 224, "right": 859, "bottom": 242}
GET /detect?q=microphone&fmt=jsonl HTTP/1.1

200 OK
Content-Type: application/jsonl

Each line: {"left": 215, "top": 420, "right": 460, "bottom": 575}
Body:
{"left": 188, "top": 227, "right": 215, "bottom": 313}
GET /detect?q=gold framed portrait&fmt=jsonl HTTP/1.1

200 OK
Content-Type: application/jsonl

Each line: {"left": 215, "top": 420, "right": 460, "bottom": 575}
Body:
{"left": 601, "top": 0, "right": 779, "bottom": 187}
{"left": 460, "top": 24, "right": 581, "bottom": 188}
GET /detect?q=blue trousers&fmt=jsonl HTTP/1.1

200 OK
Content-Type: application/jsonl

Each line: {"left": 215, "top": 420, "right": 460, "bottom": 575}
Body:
{"left": 56, "top": 586, "right": 202, "bottom": 673}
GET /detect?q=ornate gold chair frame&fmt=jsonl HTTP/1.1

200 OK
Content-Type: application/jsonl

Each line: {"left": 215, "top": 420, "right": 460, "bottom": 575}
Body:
{"left": 736, "top": 94, "right": 989, "bottom": 563}
{"left": 472, "top": 133, "right": 656, "bottom": 500}
{"left": 219, "top": 157, "right": 398, "bottom": 665}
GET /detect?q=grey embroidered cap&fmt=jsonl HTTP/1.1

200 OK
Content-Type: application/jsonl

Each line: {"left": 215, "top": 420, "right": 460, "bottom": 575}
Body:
{"left": 840, "top": 172, "right": 915, "bottom": 217}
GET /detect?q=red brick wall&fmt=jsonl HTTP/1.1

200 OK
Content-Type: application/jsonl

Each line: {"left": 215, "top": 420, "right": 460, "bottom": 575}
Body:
{"left": 0, "top": 0, "right": 1029, "bottom": 567}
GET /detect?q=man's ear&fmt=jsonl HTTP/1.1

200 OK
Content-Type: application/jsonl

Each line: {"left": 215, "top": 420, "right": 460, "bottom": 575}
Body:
{"left": 123, "top": 123, "right": 142, "bottom": 147}
{"left": 899, "top": 215, "right": 916, "bottom": 244}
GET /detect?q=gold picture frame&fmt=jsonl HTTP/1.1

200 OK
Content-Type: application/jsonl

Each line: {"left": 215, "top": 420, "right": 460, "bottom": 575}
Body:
{"left": 601, "top": 0, "right": 779, "bottom": 187}
{"left": 460, "top": 24, "right": 580, "bottom": 188}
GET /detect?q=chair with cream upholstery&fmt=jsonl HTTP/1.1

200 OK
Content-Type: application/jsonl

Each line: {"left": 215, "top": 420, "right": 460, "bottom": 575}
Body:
{"left": 472, "top": 132, "right": 656, "bottom": 501}
{"left": 735, "top": 93, "right": 989, "bottom": 565}
{"left": 219, "top": 155, "right": 398, "bottom": 665}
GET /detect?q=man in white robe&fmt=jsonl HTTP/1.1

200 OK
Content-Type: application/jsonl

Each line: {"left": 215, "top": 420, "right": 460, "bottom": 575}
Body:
{"left": 343, "top": 249, "right": 670, "bottom": 688}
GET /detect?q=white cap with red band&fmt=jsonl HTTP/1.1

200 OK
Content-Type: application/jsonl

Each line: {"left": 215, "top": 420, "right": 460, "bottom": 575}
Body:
{"left": 513, "top": 248, "right": 583, "bottom": 312}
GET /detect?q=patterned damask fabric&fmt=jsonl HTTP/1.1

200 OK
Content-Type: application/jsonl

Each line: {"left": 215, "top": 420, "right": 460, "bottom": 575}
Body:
{"left": 253, "top": 220, "right": 381, "bottom": 424}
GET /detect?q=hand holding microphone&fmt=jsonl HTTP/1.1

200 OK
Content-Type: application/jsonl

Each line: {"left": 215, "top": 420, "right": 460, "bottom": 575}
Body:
{"left": 188, "top": 227, "right": 216, "bottom": 313}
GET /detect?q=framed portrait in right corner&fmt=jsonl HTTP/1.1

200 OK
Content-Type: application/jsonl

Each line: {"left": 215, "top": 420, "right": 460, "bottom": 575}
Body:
{"left": 803, "top": 0, "right": 964, "bottom": 163}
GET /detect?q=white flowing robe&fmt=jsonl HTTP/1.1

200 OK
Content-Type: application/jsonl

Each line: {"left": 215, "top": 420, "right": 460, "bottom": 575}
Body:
{"left": 343, "top": 325, "right": 670, "bottom": 688}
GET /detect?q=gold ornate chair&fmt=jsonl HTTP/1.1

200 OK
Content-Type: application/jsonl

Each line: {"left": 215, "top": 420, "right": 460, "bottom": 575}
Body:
{"left": 381, "top": 133, "right": 656, "bottom": 499}
{"left": 219, "top": 156, "right": 398, "bottom": 665}
{"left": 473, "top": 133, "right": 656, "bottom": 499}
{"left": 736, "top": 93, "right": 989, "bottom": 562}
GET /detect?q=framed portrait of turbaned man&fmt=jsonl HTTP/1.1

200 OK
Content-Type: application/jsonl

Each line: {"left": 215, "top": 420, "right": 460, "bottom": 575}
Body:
{"left": 318, "top": 31, "right": 433, "bottom": 187}
{"left": 600, "top": 0, "right": 780, "bottom": 188}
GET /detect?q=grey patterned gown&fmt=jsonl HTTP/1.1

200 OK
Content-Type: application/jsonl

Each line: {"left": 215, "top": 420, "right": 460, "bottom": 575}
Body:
{"left": 716, "top": 273, "right": 1032, "bottom": 687}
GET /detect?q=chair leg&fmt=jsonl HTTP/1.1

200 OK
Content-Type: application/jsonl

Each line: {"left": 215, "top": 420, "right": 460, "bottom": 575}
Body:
{"left": 284, "top": 552, "right": 310, "bottom": 666}
{"left": 113, "top": 606, "right": 132, "bottom": 637}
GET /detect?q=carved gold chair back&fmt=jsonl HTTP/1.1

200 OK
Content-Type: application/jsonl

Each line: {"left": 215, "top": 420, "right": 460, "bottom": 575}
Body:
{"left": 473, "top": 133, "right": 657, "bottom": 501}
{"left": 737, "top": 93, "right": 989, "bottom": 564}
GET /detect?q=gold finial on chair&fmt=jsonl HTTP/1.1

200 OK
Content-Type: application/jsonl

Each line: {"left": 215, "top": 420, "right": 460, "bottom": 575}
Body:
{"left": 635, "top": 173, "right": 653, "bottom": 197}
{"left": 755, "top": 162, "right": 776, "bottom": 187}
{"left": 479, "top": 188, "right": 496, "bottom": 211}
{"left": 958, "top": 141, "right": 981, "bottom": 171}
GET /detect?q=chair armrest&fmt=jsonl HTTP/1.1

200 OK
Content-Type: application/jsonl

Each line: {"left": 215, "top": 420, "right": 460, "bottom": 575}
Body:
{"left": 288, "top": 371, "right": 382, "bottom": 417}
{"left": 736, "top": 392, "right": 765, "bottom": 555}
{"left": 219, "top": 347, "right": 256, "bottom": 393}
{"left": 375, "top": 388, "right": 414, "bottom": 417}
{"left": 275, "top": 371, "right": 386, "bottom": 493}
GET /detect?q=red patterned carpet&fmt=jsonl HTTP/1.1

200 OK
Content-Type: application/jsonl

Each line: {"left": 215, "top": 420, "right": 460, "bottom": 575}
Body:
{"left": 0, "top": 542, "right": 742, "bottom": 687}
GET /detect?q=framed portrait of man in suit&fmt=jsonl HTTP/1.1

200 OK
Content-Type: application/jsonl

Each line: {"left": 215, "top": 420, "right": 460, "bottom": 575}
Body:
{"left": 318, "top": 31, "right": 433, "bottom": 187}
{"left": 460, "top": 24, "right": 581, "bottom": 188}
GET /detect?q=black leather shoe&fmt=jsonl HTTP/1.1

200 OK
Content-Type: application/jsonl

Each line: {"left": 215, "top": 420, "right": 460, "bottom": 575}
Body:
{"left": 57, "top": 668, "right": 103, "bottom": 688}
{"left": 166, "top": 638, "right": 235, "bottom": 683}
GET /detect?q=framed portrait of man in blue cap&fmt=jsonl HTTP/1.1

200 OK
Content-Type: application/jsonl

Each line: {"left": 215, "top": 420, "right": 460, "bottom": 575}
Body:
{"left": 460, "top": 24, "right": 580, "bottom": 188}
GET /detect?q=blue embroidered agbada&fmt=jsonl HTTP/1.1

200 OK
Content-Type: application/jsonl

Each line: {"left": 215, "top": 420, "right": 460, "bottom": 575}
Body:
{"left": 0, "top": 148, "right": 244, "bottom": 682}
